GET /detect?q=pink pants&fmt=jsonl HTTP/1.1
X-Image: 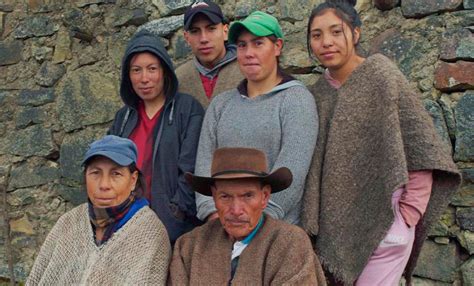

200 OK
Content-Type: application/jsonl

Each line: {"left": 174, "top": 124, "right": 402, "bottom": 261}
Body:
{"left": 355, "top": 188, "right": 416, "bottom": 286}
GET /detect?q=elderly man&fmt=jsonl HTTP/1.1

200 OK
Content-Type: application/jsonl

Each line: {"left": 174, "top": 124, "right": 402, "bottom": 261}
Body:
{"left": 168, "top": 147, "right": 326, "bottom": 285}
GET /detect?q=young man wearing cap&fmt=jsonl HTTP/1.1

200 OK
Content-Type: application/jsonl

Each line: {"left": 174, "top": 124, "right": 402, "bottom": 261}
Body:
{"left": 176, "top": 0, "right": 243, "bottom": 108}
{"left": 168, "top": 148, "right": 325, "bottom": 285}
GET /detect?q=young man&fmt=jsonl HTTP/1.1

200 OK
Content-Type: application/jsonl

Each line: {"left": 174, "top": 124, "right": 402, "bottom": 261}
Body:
{"left": 176, "top": 0, "right": 243, "bottom": 108}
{"left": 168, "top": 148, "right": 326, "bottom": 285}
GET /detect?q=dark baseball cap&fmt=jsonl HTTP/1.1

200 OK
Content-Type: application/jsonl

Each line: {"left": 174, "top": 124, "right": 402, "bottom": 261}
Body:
{"left": 184, "top": 0, "right": 225, "bottom": 31}
{"left": 82, "top": 135, "right": 138, "bottom": 167}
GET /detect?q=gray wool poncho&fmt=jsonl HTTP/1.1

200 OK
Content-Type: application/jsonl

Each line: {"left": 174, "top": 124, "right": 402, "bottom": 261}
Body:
{"left": 302, "top": 54, "right": 461, "bottom": 284}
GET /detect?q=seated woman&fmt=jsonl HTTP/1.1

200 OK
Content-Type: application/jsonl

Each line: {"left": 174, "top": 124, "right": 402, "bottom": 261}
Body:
{"left": 27, "top": 135, "right": 171, "bottom": 285}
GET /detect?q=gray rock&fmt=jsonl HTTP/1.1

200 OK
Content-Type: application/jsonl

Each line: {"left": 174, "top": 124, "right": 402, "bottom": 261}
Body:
{"left": 137, "top": 15, "right": 184, "bottom": 37}
{"left": 374, "top": 0, "right": 400, "bottom": 10}
{"left": 457, "top": 230, "right": 474, "bottom": 255}
{"left": 59, "top": 128, "right": 105, "bottom": 185}
{"left": 452, "top": 10, "right": 474, "bottom": 26}
{"left": 8, "top": 162, "right": 59, "bottom": 190}
{"left": 13, "top": 15, "right": 59, "bottom": 39}
{"left": 27, "top": 0, "right": 65, "bottom": 13}
{"left": 152, "top": 0, "right": 193, "bottom": 17}
{"left": 0, "top": 264, "right": 28, "bottom": 283}
{"left": 413, "top": 240, "right": 461, "bottom": 282}
{"left": 107, "top": 30, "right": 134, "bottom": 68}
{"left": 57, "top": 184, "right": 87, "bottom": 205}
{"left": 107, "top": 8, "right": 148, "bottom": 27}
{"left": 423, "top": 99, "right": 452, "bottom": 154}
{"left": 451, "top": 184, "right": 474, "bottom": 207}
{"left": 401, "top": 0, "right": 463, "bottom": 18}
{"left": 440, "top": 28, "right": 474, "bottom": 61}
{"left": 234, "top": 1, "right": 257, "bottom": 18}
{"left": 56, "top": 67, "right": 121, "bottom": 132}
{"left": 0, "top": 125, "right": 56, "bottom": 157}
{"left": 457, "top": 207, "right": 474, "bottom": 231}
{"left": 461, "top": 258, "right": 474, "bottom": 286}
{"left": 454, "top": 92, "right": 474, "bottom": 161}
{"left": 15, "top": 106, "right": 48, "bottom": 129}
{"left": 7, "top": 188, "right": 36, "bottom": 207}
{"left": 0, "top": 3, "right": 14, "bottom": 12}
{"left": 73, "top": 0, "right": 116, "bottom": 8}
{"left": 369, "top": 29, "right": 426, "bottom": 77}
{"left": 17, "top": 89, "right": 55, "bottom": 107}
{"left": 465, "top": 0, "right": 474, "bottom": 9}
{"left": 62, "top": 8, "right": 85, "bottom": 28}
{"left": 463, "top": 169, "right": 474, "bottom": 183}
{"left": 279, "top": 0, "right": 312, "bottom": 21}
{"left": 0, "top": 12, "right": 5, "bottom": 40}
{"left": 172, "top": 34, "right": 191, "bottom": 59}
{"left": 438, "top": 95, "right": 456, "bottom": 140}
{"left": 32, "top": 45, "right": 53, "bottom": 62}
{"left": 0, "top": 40, "right": 23, "bottom": 66}
{"left": 35, "top": 62, "right": 66, "bottom": 87}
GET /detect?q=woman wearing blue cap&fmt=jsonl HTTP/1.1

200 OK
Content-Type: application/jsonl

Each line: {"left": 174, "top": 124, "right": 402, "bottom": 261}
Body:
{"left": 195, "top": 11, "right": 318, "bottom": 226}
{"left": 27, "top": 135, "right": 171, "bottom": 285}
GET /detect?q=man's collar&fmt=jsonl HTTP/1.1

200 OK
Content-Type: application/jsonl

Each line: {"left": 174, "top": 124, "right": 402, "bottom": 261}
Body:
{"left": 194, "top": 44, "right": 237, "bottom": 78}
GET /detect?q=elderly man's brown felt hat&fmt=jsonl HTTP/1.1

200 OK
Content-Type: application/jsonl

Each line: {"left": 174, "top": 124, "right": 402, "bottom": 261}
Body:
{"left": 185, "top": 147, "right": 293, "bottom": 196}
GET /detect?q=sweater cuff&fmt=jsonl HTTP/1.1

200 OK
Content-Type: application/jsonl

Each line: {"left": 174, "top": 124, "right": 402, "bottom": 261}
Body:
{"left": 196, "top": 195, "right": 218, "bottom": 221}
{"left": 264, "top": 200, "right": 285, "bottom": 220}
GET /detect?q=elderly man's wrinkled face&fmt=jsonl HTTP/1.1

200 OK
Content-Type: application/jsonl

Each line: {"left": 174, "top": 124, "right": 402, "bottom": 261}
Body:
{"left": 212, "top": 178, "right": 270, "bottom": 240}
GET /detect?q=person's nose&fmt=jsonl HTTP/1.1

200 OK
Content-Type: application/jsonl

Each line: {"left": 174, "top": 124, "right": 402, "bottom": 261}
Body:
{"left": 139, "top": 70, "right": 150, "bottom": 83}
{"left": 322, "top": 34, "right": 333, "bottom": 48}
{"left": 99, "top": 174, "right": 112, "bottom": 191}
{"left": 199, "top": 30, "right": 209, "bottom": 44}
{"left": 229, "top": 199, "right": 245, "bottom": 216}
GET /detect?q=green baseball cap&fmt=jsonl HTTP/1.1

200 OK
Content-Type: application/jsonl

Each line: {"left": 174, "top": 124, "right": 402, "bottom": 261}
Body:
{"left": 228, "top": 11, "right": 284, "bottom": 44}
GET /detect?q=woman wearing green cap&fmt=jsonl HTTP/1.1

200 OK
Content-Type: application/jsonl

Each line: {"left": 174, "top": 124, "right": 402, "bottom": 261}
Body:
{"left": 195, "top": 11, "right": 318, "bottom": 227}
{"left": 27, "top": 135, "right": 170, "bottom": 285}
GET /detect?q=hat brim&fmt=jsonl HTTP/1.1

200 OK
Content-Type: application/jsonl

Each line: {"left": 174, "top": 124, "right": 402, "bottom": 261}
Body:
{"left": 82, "top": 150, "right": 134, "bottom": 167}
{"left": 185, "top": 167, "right": 293, "bottom": 196}
{"left": 228, "top": 21, "right": 274, "bottom": 44}
{"left": 184, "top": 11, "right": 223, "bottom": 30}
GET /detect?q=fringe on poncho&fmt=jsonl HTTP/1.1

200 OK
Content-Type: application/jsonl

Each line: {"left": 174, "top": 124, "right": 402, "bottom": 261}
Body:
{"left": 301, "top": 54, "right": 461, "bottom": 284}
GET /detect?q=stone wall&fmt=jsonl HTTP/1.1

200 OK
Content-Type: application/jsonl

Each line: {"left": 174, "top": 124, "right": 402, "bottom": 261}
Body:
{"left": 0, "top": 0, "right": 472, "bottom": 284}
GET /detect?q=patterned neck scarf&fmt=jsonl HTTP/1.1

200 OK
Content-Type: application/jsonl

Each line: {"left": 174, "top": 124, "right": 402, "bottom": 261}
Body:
{"left": 88, "top": 193, "right": 135, "bottom": 246}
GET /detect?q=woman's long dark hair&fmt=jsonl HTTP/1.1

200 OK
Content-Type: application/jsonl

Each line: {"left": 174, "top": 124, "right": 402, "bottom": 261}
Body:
{"left": 306, "top": 0, "right": 363, "bottom": 58}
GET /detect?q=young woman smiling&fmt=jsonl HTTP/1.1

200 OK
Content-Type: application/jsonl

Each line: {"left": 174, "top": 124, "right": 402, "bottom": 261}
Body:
{"left": 302, "top": 0, "right": 461, "bottom": 285}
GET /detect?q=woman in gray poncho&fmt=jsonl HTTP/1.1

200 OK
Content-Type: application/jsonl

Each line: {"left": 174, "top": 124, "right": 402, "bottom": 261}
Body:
{"left": 303, "top": 0, "right": 461, "bottom": 285}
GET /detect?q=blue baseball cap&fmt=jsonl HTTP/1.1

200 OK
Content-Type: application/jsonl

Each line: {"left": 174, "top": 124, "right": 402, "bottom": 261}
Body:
{"left": 82, "top": 135, "right": 138, "bottom": 167}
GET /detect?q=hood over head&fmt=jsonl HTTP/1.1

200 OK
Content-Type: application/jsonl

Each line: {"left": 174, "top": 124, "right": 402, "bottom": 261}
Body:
{"left": 120, "top": 30, "right": 178, "bottom": 108}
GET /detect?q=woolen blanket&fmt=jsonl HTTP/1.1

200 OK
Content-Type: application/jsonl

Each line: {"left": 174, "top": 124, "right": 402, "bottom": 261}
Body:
{"left": 168, "top": 214, "right": 326, "bottom": 285}
{"left": 301, "top": 53, "right": 461, "bottom": 284}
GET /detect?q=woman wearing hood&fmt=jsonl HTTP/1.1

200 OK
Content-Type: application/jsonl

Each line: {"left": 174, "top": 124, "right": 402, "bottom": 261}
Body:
{"left": 109, "top": 30, "right": 205, "bottom": 244}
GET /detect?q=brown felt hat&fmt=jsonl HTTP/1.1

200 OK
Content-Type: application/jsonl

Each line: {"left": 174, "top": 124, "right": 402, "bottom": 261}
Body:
{"left": 185, "top": 147, "right": 293, "bottom": 196}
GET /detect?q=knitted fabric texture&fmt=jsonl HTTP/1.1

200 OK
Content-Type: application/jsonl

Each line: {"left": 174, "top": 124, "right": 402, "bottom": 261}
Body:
{"left": 176, "top": 59, "right": 243, "bottom": 108}
{"left": 301, "top": 53, "right": 461, "bottom": 284}
{"left": 168, "top": 214, "right": 326, "bottom": 285}
{"left": 27, "top": 204, "right": 171, "bottom": 286}
{"left": 195, "top": 81, "right": 318, "bottom": 224}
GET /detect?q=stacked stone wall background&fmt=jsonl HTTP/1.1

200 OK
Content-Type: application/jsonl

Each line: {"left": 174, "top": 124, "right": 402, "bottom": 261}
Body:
{"left": 0, "top": 0, "right": 472, "bottom": 284}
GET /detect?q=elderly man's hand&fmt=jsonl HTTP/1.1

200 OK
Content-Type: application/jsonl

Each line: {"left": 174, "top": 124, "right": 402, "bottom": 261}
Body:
{"left": 207, "top": 212, "right": 219, "bottom": 222}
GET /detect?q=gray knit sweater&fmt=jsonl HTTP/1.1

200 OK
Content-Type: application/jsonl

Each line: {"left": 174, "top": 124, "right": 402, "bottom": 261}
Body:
{"left": 195, "top": 80, "right": 318, "bottom": 224}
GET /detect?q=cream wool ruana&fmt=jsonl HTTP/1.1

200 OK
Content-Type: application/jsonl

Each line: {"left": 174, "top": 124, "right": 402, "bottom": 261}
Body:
{"left": 27, "top": 204, "right": 171, "bottom": 286}
{"left": 301, "top": 54, "right": 461, "bottom": 284}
